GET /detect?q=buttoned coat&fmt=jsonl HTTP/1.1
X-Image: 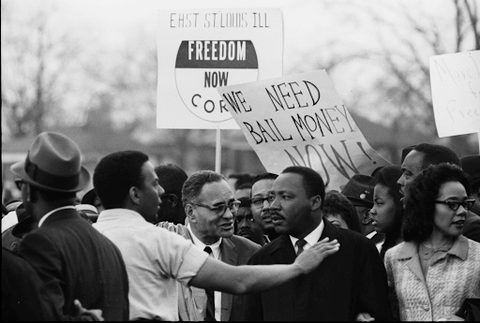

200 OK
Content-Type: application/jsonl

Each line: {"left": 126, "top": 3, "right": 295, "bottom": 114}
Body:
{"left": 384, "top": 236, "right": 480, "bottom": 321}
{"left": 158, "top": 222, "right": 261, "bottom": 321}
{"left": 243, "top": 220, "right": 392, "bottom": 321}
{"left": 17, "top": 209, "right": 129, "bottom": 321}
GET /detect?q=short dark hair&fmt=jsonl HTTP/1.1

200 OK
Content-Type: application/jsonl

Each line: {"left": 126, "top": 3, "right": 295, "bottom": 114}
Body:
{"left": 281, "top": 166, "right": 325, "bottom": 203}
{"left": 413, "top": 143, "right": 460, "bottom": 170}
{"left": 154, "top": 164, "right": 188, "bottom": 197}
{"left": 93, "top": 150, "right": 149, "bottom": 209}
{"left": 182, "top": 170, "right": 225, "bottom": 205}
{"left": 228, "top": 173, "right": 255, "bottom": 190}
{"left": 402, "top": 163, "right": 470, "bottom": 242}
{"left": 238, "top": 196, "right": 252, "bottom": 208}
{"left": 323, "top": 190, "right": 362, "bottom": 233}
{"left": 251, "top": 172, "right": 278, "bottom": 186}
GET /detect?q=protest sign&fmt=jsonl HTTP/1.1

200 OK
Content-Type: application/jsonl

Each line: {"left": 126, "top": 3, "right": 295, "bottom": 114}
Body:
{"left": 157, "top": 8, "right": 283, "bottom": 129}
{"left": 217, "top": 70, "right": 391, "bottom": 190}
{"left": 430, "top": 50, "right": 480, "bottom": 137}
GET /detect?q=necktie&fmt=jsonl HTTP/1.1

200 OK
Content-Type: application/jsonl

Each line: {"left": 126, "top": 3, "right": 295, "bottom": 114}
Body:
{"left": 204, "top": 246, "right": 216, "bottom": 321}
{"left": 296, "top": 239, "right": 307, "bottom": 256}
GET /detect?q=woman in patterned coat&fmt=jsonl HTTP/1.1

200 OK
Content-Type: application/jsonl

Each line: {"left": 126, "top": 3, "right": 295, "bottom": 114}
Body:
{"left": 384, "top": 163, "right": 480, "bottom": 321}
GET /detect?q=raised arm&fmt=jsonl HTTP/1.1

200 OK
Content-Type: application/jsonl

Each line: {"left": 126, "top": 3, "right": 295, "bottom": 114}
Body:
{"left": 189, "top": 237, "right": 340, "bottom": 294}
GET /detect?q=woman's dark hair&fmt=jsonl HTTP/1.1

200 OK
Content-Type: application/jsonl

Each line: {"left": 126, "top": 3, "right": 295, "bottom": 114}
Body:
{"left": 373, "top": 165, "right": 403, "bottom": 259}
{"left": 323, "top": 190, "right": 362, "bottom": 233}
{"left": 402, "top": 163, "right": 471, "bottom": 242}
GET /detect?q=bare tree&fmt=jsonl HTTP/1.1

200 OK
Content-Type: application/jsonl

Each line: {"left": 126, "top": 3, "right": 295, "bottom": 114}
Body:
{"left": 291, "top": 0, "right": 478, "bottom": 158}
{"left": 1, "top": 0, "right": 82, "bottom": 139}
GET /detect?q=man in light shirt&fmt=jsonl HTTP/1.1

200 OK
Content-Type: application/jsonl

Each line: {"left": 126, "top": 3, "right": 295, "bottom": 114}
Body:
{"left": 93, "top": 150, "right": 340, "bottom": 321}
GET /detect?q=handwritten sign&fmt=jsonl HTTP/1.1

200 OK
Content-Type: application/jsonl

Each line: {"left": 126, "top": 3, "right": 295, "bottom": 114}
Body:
{"left": 217, "top": 70, "right": 391, "bottom": 190}
{"left": 430, "top": 50, "right": 480, "bottom": 137}
{"left": 157, "top": 8, "right": 283, "bottom": 129}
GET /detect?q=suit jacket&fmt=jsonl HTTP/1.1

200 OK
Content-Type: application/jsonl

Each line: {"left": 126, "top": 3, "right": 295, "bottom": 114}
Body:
{"left": 17, "top": 209, "right": 129, "bottom": 321}
{"left": 243, "top": 220, "right": 392, "bottom": 321}
{"left": 158, "top": 222, "right": 261, "bottom": 321}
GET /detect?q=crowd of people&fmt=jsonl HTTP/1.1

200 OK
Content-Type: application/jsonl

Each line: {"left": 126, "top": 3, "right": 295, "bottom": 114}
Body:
{"left": 2, "top": 131, "right": 480, "bottom": 321}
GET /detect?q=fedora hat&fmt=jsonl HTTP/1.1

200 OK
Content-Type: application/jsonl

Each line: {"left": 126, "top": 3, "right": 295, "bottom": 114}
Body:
{"left": 341, "top": 174, "right": 375, "bottom": 207}
{"left": 10, "top": 132, "right": 90, "bottom": 193}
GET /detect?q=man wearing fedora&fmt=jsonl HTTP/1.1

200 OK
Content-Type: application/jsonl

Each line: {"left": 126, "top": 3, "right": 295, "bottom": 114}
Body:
{"left": 10, "top": 132, "right": 129, "bottom": 320}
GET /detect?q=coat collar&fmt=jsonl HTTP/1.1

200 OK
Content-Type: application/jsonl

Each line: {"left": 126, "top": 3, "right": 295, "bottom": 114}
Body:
{"left": 394, "top": 235, "right": 469, "bottom": 283}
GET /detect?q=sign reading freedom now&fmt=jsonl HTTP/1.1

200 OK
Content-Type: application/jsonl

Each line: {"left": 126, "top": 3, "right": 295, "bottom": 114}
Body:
{"left": 157, "top": 9, "right": 283, "bottom": 129}
{"left": 217, "top": 70, "right": 391, "bottom": 190}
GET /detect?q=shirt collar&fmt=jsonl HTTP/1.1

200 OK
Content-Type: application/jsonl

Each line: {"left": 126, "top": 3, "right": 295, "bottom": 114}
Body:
{"left": 289, "top": 219, "right": 324, "bottom": 252}
{"left": 396, "top": 235, "right": 469, "bottom": 261}
{"left": 187, "top": 224, "right": 222, "bottom": 259}
{"left": 38, "top": 205, "right": 76, "bottom": 227}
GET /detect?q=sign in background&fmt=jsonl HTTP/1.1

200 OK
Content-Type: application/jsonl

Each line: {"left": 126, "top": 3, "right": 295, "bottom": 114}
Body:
{"left": 157, "top": 8, "right": 283, "bottom": 129}
{"left": 217, "top": 70, "right": 391, "bottom": 190}
{"left": 430, "top": 50, "right": 480, "bottom": 138}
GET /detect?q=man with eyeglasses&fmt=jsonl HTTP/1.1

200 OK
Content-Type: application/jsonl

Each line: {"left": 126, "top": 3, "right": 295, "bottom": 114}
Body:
{"left": 251, "top": 172, "right": 280, "bottom": 242}
{"left": 159, "top": 170, "right": 261, "bottom": 321}
{"left": 94, "top": 153, "right": 340, "bottom": 321}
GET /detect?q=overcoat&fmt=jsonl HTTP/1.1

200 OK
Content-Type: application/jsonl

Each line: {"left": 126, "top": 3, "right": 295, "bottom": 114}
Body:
{"left": 18, "top": 209, "right": 130, "bottom": 321}
{"left": 243, "top": 220, "right": 392, "bottom": 321}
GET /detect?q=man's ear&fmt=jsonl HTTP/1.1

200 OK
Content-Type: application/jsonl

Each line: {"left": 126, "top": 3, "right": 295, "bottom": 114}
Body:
{"left": 185, "top": 203, "right": 197, "bottom": 223}
{"left": 361, "top": 209, "right": 373, "bottom": 225}
{"left": 168, "top": 194, "right": 179, "bottom": 208}
{"left": 129, "top": 187, "right": 141, "bottom": 205}
{"left": 311, "top": 195, "right": 322, "bottom": 211}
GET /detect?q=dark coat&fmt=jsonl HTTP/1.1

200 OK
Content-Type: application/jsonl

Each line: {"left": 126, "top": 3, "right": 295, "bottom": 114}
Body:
{"left": 17, "top": 209, "right": 129, "bottom": 321}
{"left": 243, "top": 220, "right": 392, "bottom": 321}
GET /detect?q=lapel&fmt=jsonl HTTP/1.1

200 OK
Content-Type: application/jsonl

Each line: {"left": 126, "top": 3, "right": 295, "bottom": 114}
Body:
{"left": 220, "top": 238, "right": 237, "bottom": 321}
{"left": 397, "top": 241, "right": 425, "bottom": 284}
{"left": 269, "top": 234, "right": 296, "bottom": 264}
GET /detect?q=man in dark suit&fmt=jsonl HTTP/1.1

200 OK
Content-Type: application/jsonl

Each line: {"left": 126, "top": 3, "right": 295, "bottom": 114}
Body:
{"left": 159, "top": 170, "right": 261, "bottom": 321}
{"left": 243, "top": 166, "right": 392, "bottom": 321}
{"left": 10, "top": 132, "right": 129, "bottom": 321}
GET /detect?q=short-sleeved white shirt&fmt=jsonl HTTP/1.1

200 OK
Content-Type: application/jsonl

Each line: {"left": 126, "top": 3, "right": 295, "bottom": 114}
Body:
{"left": 94, "top": 209, "right": 209, "bottom": 321}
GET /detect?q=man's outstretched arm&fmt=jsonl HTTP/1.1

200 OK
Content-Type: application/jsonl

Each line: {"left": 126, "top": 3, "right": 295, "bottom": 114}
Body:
{"left": 189, "top": 237, "right": 340, "bottom": 294}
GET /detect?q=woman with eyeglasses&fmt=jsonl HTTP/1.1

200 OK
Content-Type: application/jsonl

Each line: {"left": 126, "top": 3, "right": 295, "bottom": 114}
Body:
{"left": 384, "top": 163, "right": 480, "bottom": 321}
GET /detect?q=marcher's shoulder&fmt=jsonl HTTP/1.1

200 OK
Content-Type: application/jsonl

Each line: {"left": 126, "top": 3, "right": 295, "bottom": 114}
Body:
{"left": 384, "top": 241, "right": 405, "bottom": 259}
{"left": 467, "top": 237, "right": 480, "bottom": 250}
{"left": 230, "top": 234, "right": 261, "bottom": 251}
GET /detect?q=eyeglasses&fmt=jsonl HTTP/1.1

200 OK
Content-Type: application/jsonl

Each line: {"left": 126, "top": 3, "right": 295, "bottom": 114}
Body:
{"left": 435, "top": 199, "right": 476, "bottom": 211}
{"left": 250, "top": 196, "right": 271, "bottom": 207}
{"left": 15, "top": 180, "right": 25, "bottom": 191}
{"left": 191, "top": 200, "right": 241, "bottom": 216}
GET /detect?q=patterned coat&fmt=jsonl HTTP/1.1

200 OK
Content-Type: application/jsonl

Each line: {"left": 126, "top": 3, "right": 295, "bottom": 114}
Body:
{"left": 384, "top": 235, "right": 480, "bottom": 321}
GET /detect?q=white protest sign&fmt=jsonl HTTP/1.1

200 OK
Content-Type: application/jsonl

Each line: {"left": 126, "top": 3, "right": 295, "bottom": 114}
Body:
{"left": 217, "top": 70, "right": 391, "bottom": 190}
{"left": 157, "top": 8, "right": 283, "bottom": 129}
{"left": 430, "top": 50, "right": 480, "bottom": 137}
